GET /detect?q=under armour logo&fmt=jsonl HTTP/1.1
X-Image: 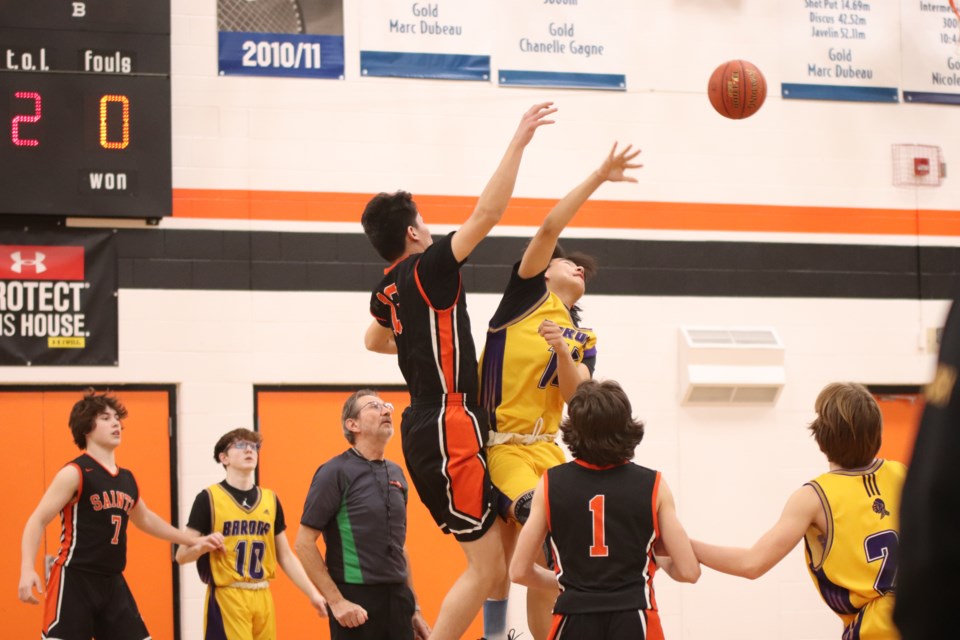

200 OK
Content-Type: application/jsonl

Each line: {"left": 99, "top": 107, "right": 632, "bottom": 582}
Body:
{"left": 10, "top": 251, "right": 46, "bottom": 274}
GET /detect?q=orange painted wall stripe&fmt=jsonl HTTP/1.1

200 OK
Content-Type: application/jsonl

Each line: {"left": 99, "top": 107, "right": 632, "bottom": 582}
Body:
{"left": 173, "top": 188, "right": 960, "bottom": 236}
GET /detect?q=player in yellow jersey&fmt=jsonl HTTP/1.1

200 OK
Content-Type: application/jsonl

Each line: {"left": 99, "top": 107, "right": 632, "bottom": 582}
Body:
{"left": 692, "top": 383, "right": 906, "bottom": 640}
{"left": 479, "top": 143, "right": 642, "bottom": 640}
{"left": 176, "top": 428, "right": 326, "bottom": 640}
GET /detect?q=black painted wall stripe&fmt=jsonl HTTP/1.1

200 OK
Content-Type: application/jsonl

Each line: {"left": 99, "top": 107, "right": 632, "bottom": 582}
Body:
{"left": 113, "top": 229, "right": 960, "bottom": 299}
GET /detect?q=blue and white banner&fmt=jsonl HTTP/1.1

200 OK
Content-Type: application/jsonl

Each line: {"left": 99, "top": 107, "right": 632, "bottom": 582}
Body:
{"left": 217, "top": 0, "right": 344, "bottom": 79}
{"left": 359, "top": 1, "right": 491, "bottom": 80}
{"left": 781, "top": 0, "right": 899, "bottom": 102}
{"left": 495, "top": 0, "right": 626, "bottom": 91}
{"left": 901, "top": 1, "right": 960, "bottom": 105}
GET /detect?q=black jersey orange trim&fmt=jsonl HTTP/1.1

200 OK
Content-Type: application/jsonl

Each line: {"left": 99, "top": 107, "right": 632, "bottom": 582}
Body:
{"left": 543, "top": 471, "right": 552, "bottom": 533}
{"left": 546, "top": 613, "right": 564, "bottom": 640}
{"left": 573, "top": 459, "right": 628, "bottom": 471}
{"left": 647, "top": 470, "right": 663, "bottom": 612}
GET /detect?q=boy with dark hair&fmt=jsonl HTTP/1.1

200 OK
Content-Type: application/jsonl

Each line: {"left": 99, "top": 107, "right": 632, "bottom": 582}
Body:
{"left": 362, "top": 102, "right": 556, "bottom": 640}
{"left": 480, "top": 143, "right": 642, "bottom": 640}
{"left": 176, "top": 428, "right": 326, "bottom": 640}
{"left": 693, "top": 382, "right": 906, "bottom": 640}
{"left": 18, "top": 389, "right": 223, "bottom": 640}
{"left": 510, "top": 380, "right": 700, "bottom": 640}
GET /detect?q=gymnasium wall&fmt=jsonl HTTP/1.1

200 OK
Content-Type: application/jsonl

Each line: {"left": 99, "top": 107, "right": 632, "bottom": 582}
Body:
{"left": 3, "top": 0, "right": 958, "bottom": 638}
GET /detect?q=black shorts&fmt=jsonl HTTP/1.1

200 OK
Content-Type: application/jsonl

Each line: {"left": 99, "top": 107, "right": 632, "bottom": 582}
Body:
{"left": 329, "top": 583, "right": 415, "bottom": 640}
{"left": 400, "top": 395, "right": 497, "bottom": 542}
{"left": 43, "top": 564, "right": 149, "bottom": 640}
{"left": 548, "top": 609, "right": 664, "bottom": 640}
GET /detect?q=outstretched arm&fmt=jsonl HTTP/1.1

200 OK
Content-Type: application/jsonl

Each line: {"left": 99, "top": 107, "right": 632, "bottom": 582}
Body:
{"left": 276, "top": 531, "right": 328, "bottom": 617}
{"left": 510, "top": 476, "right": 558, "bottom": 592}
{"left": 692, "top": 485, "right": 821, "bottom": 580}
{"left": 19, "top": 465, "right": 80, "bottom": 604}
{"left": 655, "top": 478, "right": 700, "bottom": 583}
{"left": 130, "top": 498, "right": 223, "bottom": 550}
{"left": 518, "top": 142, "right": 642, "bottom": 278}
{"left": 450, "top": 102, "right": 558, "bottom": 263}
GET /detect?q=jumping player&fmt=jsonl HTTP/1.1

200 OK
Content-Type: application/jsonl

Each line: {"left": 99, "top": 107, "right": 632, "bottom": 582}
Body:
{"left": 18, "top": 389, "right": 223, "bottom": 640}
{"left": 692, "top": 382, "right": 906, "bottom": 640}
{"left": 479, "top": 143, "right": 642, "bottom": 640}
{"left": 510, "top": 380, "right": 700, "bottom": 640}
{"left": 176, "top": 428, "right": 327, "bottom": 640}
{"left": 362, "top": 102, "right": 556, "bottom": 640}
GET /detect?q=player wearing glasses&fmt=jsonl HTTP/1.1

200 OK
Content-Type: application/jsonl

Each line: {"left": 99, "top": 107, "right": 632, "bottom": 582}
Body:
{"left": 177, "top": 428, "right": 327, "bottom": 640}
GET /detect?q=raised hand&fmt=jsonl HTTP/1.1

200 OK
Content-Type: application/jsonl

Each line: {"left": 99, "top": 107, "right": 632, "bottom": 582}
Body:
{"left": 511, "top": 101, "right": 558, "bottom": 148}
{"left": 596, "top": 142, "right": 643, "bottom": 183}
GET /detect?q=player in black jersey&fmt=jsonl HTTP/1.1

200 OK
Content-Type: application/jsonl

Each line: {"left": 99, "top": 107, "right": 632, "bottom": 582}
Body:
{"left": 363, "top": 102, "right": 556, "bottom": 640}
{"left": 18, "top": 389, "right": 223, "bottom": 640}
{"left": 510, "top": 380, "right": 699, "bottom": 640}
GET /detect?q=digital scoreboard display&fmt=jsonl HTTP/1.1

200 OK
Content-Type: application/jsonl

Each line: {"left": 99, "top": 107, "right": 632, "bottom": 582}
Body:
{"left": 0, "top": 1, "right": 171, "bottom": 219}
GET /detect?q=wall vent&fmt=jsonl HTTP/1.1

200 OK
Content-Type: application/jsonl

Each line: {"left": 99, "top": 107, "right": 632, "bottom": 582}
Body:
{"left": 679, "top": 327, "right": 785, "bottom": 405}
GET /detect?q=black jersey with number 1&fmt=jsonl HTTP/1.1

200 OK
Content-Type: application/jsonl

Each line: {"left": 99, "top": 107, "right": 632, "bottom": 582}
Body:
{"left": 545, "top": 459, "right": 660, "bottom": 614}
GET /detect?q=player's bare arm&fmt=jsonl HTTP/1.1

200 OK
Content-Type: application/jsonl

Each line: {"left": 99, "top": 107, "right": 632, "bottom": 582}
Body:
{"left": 509, "top": 477, "right": 558, "bottom": 592}
{"left": 692, "top": 484, "right": 822, "bottom": 580}
{"left": 365, "top": 319, "right": 397, "bottom": 354}
{"left": 295, "top": 524, "right": 368, "bottom": 628}
{"left": 654, "top": 478, "right": 700, "bottom": 583}
{"left": 129, "top": 498, "right": 224, "bottom": 549}
{"left": 18, "top": 465, "right": 80, "bottom": 604}
{"left": 275, "top": 531, "right": 328, "bottom": 617}
{"left": 518, "top": 142, "right": 642, "bottom": 278}
{"left": 174, "top": 526, "right": 225, "bottom": 564}
{"left": 539, "top": 319, "right": 590, "bottom": 401}
{"left": 450, "top": 102, "right": 557, "bottom": 263}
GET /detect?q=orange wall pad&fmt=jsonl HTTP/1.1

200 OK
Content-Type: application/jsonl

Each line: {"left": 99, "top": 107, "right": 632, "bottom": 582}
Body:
{"left": 173, "top": 188, "right": 960, "bottom": 236}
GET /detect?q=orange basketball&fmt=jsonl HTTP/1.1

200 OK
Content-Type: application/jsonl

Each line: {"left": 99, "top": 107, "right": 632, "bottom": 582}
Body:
{"left": 707, "top": 60, "right": 767, "bottom": 120}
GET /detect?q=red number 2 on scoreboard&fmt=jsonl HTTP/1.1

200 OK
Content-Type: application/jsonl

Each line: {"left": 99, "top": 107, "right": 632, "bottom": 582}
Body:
{"left": 11, "top": 91, "right": 41, "bottom": 147}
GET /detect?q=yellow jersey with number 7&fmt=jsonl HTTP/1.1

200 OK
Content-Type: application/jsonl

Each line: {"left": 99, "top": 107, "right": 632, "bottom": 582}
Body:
{"left": 803, "top": 459, "right": 906, "bottom": 640}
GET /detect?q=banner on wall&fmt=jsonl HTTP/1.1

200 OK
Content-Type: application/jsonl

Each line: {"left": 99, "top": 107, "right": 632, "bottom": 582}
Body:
{"left": 217, "top": 0, "right": 345, "bottom": 79}
{"left": 359, "top": 1, "right": 491, "bottom": 80}
{"left": 781, "top": 0, "right": 899, "bottom": 102}
{"left": 0, "top": 230, "right": 118, "bottom": 366}
{"left": 495, "top": 0, "right": 627, "bottom": 90}
{"left": 901, "top": 0, "right": 960, "bottom": 105}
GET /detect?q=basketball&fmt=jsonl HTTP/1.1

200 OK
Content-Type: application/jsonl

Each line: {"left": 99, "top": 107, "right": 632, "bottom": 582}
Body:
{"left": 707, "top": 60, "right": 767, "bottom": 120}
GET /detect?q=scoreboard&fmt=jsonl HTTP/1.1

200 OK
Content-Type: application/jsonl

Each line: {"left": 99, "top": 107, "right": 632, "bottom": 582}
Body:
{"left": 0, "top": 1, "right": 171, "bottom": 219}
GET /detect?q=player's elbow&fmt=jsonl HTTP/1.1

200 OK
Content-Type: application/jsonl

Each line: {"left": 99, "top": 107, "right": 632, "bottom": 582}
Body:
{"left": 671, "top": 560, "right": 701, "bottom": 584}
{"left": 508, "top": 560, "right": 533, "bottom": 587}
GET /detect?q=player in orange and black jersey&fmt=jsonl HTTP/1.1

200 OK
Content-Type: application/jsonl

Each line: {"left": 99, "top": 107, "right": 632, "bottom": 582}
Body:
{"left": 363, "top": 102, "right": 556, "bottom": 640}
{"left": 18, "top": 389, "right": 222, "bottom": 640}
{"left": 511, "top": 380, "right": 700, "bottom": 640}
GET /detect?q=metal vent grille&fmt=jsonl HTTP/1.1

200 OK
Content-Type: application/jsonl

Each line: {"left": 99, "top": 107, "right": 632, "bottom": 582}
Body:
{"left": 685, "top": 328, "right": 780, "bottom": 347}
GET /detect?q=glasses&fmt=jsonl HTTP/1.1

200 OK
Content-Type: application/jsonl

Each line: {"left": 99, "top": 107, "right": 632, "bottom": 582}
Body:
{"left": 355, "top": 400, "right": 394, "bottom": 416}
{"left": 231, "top": 441, "right": 261, "bottom": 452}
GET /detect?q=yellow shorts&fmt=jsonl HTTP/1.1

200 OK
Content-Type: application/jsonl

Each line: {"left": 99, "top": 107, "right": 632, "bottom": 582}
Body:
{"left": 841, "top": 595, "right": 899, "bottom": 640}
{"left": 488, "top": 441, "right": 565, "bottom": 504}
{"left": 204, "top": 583, "right": 276, "bottom": 640}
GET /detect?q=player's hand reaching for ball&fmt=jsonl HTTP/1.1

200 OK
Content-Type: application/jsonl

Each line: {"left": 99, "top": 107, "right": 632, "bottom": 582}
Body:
{"left": 596, "top": 142, "right": 642, "bottom": 184}
{"left": 511, "top": 102, "right": 558, "bottom": 148}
